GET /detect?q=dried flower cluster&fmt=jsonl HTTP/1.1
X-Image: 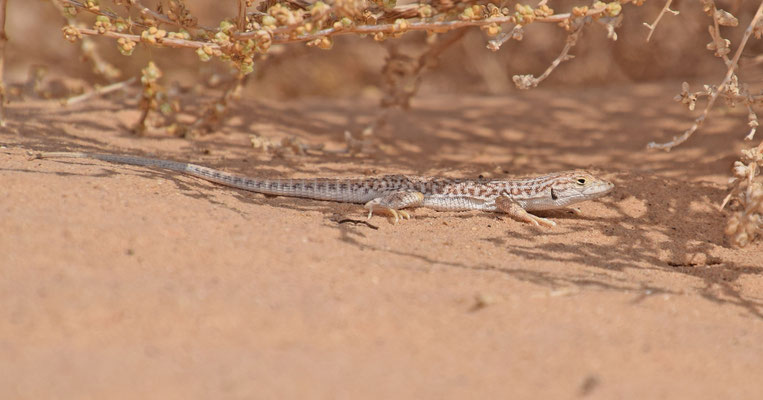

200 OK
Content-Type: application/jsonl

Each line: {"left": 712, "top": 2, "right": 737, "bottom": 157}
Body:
{"left": 723, "top": 142, "right": 763, "bottom": 247}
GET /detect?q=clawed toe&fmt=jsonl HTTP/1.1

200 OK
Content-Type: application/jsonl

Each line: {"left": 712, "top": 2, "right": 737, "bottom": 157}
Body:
{"left": 388, "top": 209, "right": 412, "bottom": 224}
{"left": 533, "top": 216, "right": 556, "bottom": 227}
{"left": 364, "top": 205, "right": 412, "bottom": 225}
{"left": 363, "top": 192, "right": 422, "bottom": 225}
{"left": 514, "top": 214, "right": 556, "bottom": 227}
{"left": 390, "top": 209, "right": 400, "bottom": 224}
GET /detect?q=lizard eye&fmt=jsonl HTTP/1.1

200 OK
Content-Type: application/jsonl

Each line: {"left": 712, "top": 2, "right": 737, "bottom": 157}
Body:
{"left": 577, "top": 178, "right": 586, "bottom": 185}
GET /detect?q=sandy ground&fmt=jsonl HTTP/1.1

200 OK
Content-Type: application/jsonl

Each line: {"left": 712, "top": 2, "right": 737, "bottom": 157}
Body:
{"left": 2, "top": 82, "right": 763, "bottom": 399}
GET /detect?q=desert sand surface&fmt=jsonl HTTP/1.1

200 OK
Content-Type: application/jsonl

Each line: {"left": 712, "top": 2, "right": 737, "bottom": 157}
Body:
{"left": 2, "top": 82, "right": 763, "bottom": 399}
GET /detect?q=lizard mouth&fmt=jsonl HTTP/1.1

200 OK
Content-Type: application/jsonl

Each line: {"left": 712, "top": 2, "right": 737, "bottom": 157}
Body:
{"left": 588, "top": 182, "right": 615, "bottom": 197}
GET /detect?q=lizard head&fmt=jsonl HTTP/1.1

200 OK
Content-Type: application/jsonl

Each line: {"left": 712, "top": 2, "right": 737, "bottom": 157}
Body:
{"left": 547, "top": 170, "right": 615, "bottom": 208}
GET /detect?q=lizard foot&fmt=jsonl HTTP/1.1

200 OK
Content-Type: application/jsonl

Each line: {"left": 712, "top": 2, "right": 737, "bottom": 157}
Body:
{"left": 517, "top": 213, "right": 556, "bottom": 227}
{"left": 366, "top": 205, "right": 412, "bottom": 224}
{"left": 364, "top": 191, "right": 423, "bottom": 224}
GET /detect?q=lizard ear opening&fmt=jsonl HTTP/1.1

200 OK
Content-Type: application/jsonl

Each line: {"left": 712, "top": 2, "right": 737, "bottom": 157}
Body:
{"left": 576, "top": 178, "right": 586, "bottom": 185}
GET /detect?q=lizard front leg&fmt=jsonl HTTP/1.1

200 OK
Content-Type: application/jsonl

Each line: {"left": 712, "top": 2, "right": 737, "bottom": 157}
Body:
{"left": 495, "top": 195, "right": 556, "bottom": 227}
{"left": 365, "top": 191, "right": 425, "bottom": 224}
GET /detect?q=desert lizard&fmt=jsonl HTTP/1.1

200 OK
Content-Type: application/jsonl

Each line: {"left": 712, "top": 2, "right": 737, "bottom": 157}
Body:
{"left": 30, "top": 151, "right": 615, "bottom": 226}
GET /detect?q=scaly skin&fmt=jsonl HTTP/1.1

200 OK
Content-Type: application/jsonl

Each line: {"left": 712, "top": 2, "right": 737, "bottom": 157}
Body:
{"left": 30, "top": 152, "right": 615, "bottom": 226}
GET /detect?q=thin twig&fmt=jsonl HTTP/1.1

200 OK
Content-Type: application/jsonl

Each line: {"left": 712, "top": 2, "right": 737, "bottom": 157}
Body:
{"left": 76, "top": 27, "right": 216, "bottom": 49}
{"left": 131, "top": 0, "right": 180, "bottom": 27}
{"left": 411, "top": 28, "right": 468, "bottom": 98}
{"left": 512, "top": 22, "right": 584, "bottom": 90}
{"left": 648, "top": 1, "right": 763, "bottom": 151}
{"left": 61, "top": 76, "right": 137, "bottom": 105}
{"left": 745, "top": 101, "right": 758, "bottom": 141}
{"left": 643, "top": 0, "right": 677, "bottom": 42}
{"left": 417, "top": 29, "right": 468, "bottom": 72}
{"left": 366, "top": 29, "right": 467, "bottom": 140}
{"left": 748, "top": 54, "right": 763, "bottom": 66}
{"left": 465, "top": 31, "right": 511, "bottom": 93}
{"left": 0, "top": 0, "right": 7, "bottom": 128}
{"left": 188, "top": 74, "right": 249, "bottom": 134}
{"left": 237, "top": 0, "right": 247, "bottom": 32}
{"left": 382, "top": 29, "right": 467, "bottom": 109}
{"left": 689, "top": 91, "right": 763, "bottom": 103}
{"left": 487, "top": 25, "right": 523, "bottom": 51}
{"left": 711, "top": 4, "right": 732, "bottom": 66}
{"left": 534, "top": 29, "right": 580, "bottom": 83}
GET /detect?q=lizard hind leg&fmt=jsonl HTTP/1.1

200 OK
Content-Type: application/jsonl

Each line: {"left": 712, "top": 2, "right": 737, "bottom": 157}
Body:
{"left": 365, "top": 191, "right": 425, "bottom": 224}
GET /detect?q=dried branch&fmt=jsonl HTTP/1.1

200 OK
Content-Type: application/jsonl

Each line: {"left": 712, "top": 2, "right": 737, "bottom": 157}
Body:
{"left": 745, "top": 101, "right": 758, "bottom": 141}
{"left": 419, "top": 29, "right": 468, "bottom": 74}
{"left": 131, "top": 0, "right": 181, "bottom": 27}
{"left": 709, "top": 5, "right": 735, "bottom": 66}
{"left": 62, "top": 76, "right": 136, "bottom": 105}
{"left": 647, "top": 1, "right": 763, "bottom": 151}
{"left": 188, "top": 74, "right": 249, "bottom": 136}
{"left": 512, "top": 22, "right": 584, "bottom": 90}
{"left": 382, "top": 29, "right": 466, "bottom": 109}
{"left": 237, "top": 0, "right": 248, "bottom": 32}
{"left": 0, "top": 0, "right": 7, "bottom": 128}
{"left": 487, "top": 25, "right": 523, "bottom": 51}
{"left": 676, "top": 84, "right": 763, "bottom": 107}
{"left": 643, "top": 0, "right": 678, "bottom": 42}
{"left": 74, "top": 27, "right": 214, "bottom": 49}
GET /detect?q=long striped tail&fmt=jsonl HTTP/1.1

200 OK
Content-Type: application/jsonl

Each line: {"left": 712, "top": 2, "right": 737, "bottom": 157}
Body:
{"left": 29, "top": 151, "right": 376, "bottom": 204}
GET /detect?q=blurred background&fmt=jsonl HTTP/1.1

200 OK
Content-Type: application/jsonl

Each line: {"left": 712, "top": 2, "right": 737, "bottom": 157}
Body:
{"left": 3, "top": 0, "right": 761, "bottom": 100}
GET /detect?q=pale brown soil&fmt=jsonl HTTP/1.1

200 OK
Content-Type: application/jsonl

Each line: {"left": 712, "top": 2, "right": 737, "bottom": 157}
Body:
{"left": 2, "top": 82, "right": 763, "bottom": 399}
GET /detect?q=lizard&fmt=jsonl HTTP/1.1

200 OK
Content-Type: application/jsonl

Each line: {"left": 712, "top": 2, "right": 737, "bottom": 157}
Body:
{"left": 29, "top": 151, "right": 615, "bottom": 227}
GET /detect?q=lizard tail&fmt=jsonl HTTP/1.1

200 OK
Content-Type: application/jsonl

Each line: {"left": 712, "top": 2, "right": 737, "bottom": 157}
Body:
{"left": 29, "top": 151, "right": 374, "bottom": 204}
